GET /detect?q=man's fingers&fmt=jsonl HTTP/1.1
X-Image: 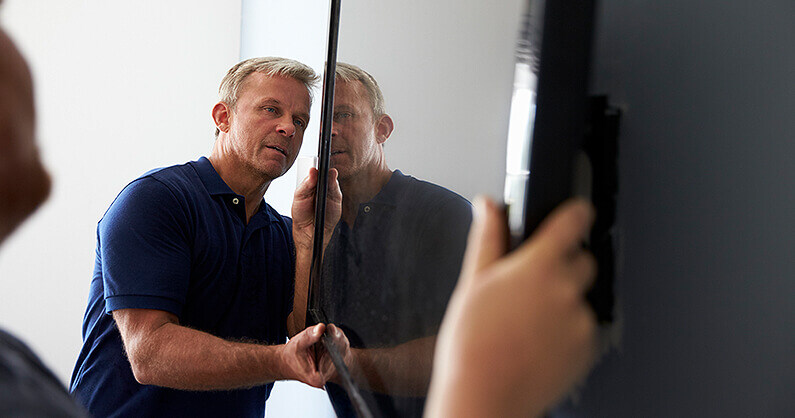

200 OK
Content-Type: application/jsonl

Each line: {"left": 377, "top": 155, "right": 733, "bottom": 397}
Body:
{"left": 458, "top": 196, "right": 508, "bottom": 286}
{"left": 293, "top": 323, "right": 325, "bottom": 350}
{"left": 532, "top": 198, "right": 594, "bottom": 255}
{"left": 327, "top": 168, "right": 342, "bottom": 203}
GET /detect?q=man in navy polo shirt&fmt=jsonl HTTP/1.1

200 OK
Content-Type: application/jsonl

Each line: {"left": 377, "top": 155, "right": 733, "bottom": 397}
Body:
{"left": 70, "top": 57, "right": 342, "bottom": 417}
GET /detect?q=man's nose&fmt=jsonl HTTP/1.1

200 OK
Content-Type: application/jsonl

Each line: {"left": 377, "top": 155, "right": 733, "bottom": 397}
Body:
{"left": 276, "top": 118, "right": 296, "bottom": 138}
{"left": 330, "top": 122, "right": 338, "bottom": 138}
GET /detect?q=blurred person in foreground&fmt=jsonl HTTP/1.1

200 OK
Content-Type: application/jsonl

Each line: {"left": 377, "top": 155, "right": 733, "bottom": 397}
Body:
{"left": 0, "top": 18, "right": 87, "bottom": 418}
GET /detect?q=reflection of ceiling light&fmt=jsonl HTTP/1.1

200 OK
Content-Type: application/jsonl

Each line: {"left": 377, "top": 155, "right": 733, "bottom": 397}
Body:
{"left": 506, "top": 62, "right": 537, "bottom": 174}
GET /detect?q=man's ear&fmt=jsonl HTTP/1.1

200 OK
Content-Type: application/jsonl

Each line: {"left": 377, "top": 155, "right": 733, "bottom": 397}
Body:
{"left": 212, "top": 102, "right": 232, "bottom": 134}
{"left": 375, "top": 114, "right": 394, "bottom": 145}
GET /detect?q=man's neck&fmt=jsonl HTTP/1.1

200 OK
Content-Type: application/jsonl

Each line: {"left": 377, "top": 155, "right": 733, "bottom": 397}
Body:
{"left": 207, "top": 153, "right": 272, "bottom": 223}
{"left": 339, "top": 165, "right": 393, "bottom": 226}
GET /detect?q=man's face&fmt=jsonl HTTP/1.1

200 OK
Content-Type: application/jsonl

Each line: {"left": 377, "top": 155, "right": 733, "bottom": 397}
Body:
{"left": 225, "top": 73, "right": 311, "bottom": 181}
{"left": 0, "top": 27, "right": 51, "bottom": 243}
{"left": 330, "top": 80, "right": 383, "bottom": 180}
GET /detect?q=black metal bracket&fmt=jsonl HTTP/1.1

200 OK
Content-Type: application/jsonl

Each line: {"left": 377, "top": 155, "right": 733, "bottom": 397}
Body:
{"left": 582, "top": 95, "right": 620, "bottom": 324}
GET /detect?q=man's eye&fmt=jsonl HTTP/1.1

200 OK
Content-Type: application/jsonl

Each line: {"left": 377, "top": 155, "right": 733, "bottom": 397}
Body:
{"left": 333, "top": 112, "right": 351, "bottom": 121}
{"left": 294, "top": 119, "right": 306, "bottom": 128}
{"left": 263, "top": 106, "right": 277, "bottom": 113}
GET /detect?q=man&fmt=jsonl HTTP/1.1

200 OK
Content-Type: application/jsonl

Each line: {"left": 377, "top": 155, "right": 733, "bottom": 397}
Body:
{"left": 0, "top": 19, "right": 86, "bottom": 417}
{"left": 69, "top": 57, "right": 342, "bottom": 417}
{"left": 319, "top": 63, "right": 473, "bottom": 417}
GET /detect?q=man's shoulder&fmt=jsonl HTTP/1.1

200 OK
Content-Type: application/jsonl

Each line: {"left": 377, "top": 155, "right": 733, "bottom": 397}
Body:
{"left": 99, "top": 160, "right": 205, "bottom": 223}
{"left": 122, "top": 160, "right": 204, "bottom": 199}
{"left": 138, "top": 160, "right": 200, "bottom": 189}
{"left": 393, "top": 170, "right": 471, "bottom": 211}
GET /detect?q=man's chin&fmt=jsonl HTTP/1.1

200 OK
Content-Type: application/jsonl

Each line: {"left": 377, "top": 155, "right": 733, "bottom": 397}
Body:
{"left": 249, "top": 162, "right": 289, "bottom": 183}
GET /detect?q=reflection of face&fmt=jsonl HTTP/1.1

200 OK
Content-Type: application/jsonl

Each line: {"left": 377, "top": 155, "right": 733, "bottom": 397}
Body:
{"left": 331, "top": 80, "right": 382, "bottom": 180}
{"left": 0, "top": 28, "right": 51, "bottom": 243}
{"left": 226, "top": 73, "right": 311, "bottom": 181}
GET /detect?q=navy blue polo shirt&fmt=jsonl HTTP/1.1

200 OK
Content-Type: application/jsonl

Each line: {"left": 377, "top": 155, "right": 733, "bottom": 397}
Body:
{"left": 69, "top": 157, "right": 295, "bottom": 418}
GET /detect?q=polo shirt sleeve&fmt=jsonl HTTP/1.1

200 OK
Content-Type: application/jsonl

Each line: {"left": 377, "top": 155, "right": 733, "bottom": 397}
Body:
{"left": 99, "top": 177, "right": 192, "bottom": 316}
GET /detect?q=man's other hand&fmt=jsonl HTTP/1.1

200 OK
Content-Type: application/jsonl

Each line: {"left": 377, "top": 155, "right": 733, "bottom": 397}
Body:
{"left": 279, "top": 323, "right": 328, "bottom": 388}
{"left": 292, "top": 167, "right": 342, "bottom": 250}
{"left": 426, "top": 197, "right": 598, "bottom": 418}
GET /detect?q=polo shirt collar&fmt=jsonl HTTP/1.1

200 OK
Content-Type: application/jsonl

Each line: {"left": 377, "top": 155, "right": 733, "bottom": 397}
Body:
{"left": 193, "top": 156, "right": 235, "bottom": 196}
{"left": 192, "top": 156, "right": 280, "bottom": 224}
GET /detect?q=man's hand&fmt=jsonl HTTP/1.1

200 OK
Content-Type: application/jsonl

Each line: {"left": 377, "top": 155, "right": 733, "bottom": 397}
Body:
{"left": 292, "top": 167, "right": 343, "bottom": 250}
{"left": 426, "top": 197, "right": 598, "bottom": 418}
{"left": 278, "top": 324, "right": 329, "bottom": 388}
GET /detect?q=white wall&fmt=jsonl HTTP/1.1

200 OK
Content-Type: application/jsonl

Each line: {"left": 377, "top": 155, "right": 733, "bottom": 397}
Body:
{"left": 0, "top": 0, "right": 241, "bottom": 383}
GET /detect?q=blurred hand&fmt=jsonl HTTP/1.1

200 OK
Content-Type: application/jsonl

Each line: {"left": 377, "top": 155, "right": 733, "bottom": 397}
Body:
{"left": 291, "top": 167, "right": 342, "bottom": 250}
{"left": 278, "top": 324, "right": 328, "bottom": 388}
{"left": 426, "top": 197, "right": 598, "bottom": 418}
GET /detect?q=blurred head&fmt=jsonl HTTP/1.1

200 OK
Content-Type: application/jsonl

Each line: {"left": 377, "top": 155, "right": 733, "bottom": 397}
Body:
{"left": 0, "top": 25, "right": 51, "bottom": 244}
{"left": 0, "top": 25, "right": 50, "bottom": 242}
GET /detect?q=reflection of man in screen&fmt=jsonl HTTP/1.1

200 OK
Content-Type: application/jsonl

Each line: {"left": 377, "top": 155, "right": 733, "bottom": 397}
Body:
{"left": 321, "top": 63, "right": 472, "bottom": 417}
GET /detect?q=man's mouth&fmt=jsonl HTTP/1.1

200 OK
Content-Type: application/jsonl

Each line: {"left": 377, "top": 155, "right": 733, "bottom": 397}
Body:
{"left": 266, "top": 145, "right": 287, "bottom": 157}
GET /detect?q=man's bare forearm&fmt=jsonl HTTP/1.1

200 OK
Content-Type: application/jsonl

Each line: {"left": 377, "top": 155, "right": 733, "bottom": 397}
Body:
{"left": 115, "top": 308, "right": 327, "bottom": 390}
{"left": 123, "top": 321, "right": 286, "bottom": 390}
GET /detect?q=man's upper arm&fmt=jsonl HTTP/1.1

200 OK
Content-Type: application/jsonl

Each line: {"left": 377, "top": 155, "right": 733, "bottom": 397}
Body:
{"left": 99, "top": 177, "right": 192, "bottom": 317}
